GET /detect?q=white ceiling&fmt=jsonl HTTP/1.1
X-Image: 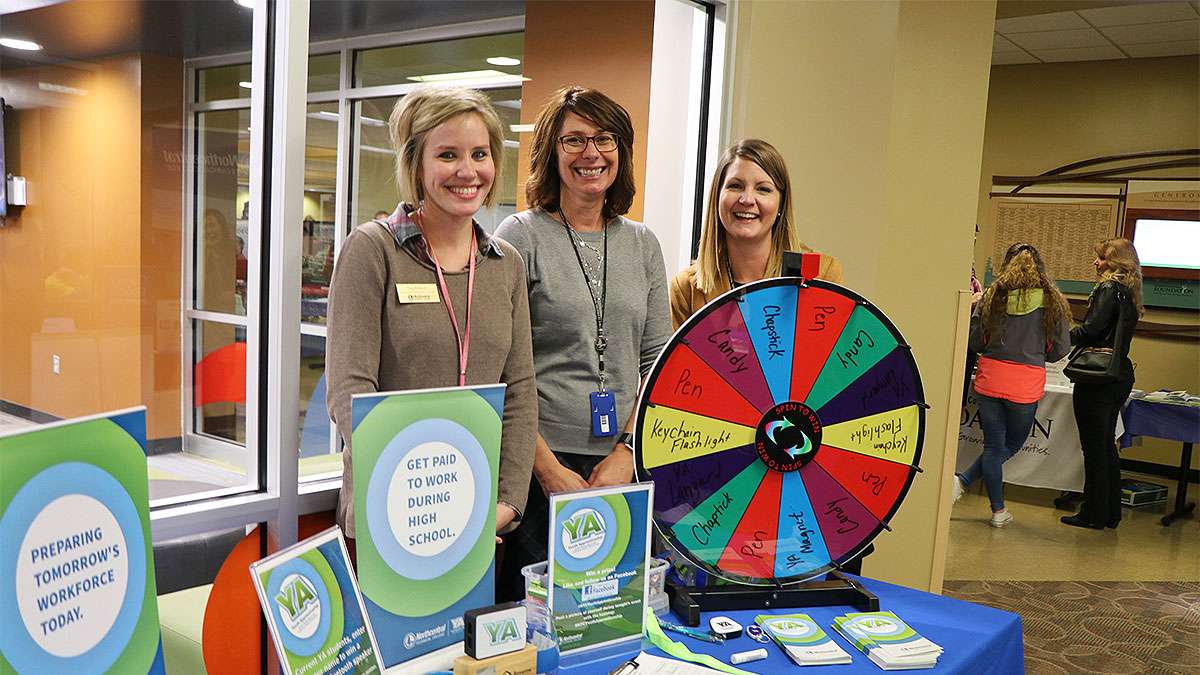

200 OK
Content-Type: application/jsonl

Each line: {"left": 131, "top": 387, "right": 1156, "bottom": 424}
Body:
{"left": 993, "top": 1, "right": 1200, "bottom": 64}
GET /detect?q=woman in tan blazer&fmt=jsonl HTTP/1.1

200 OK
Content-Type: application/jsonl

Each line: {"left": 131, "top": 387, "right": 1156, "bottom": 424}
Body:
{"left": 669, "top": 139, "right": 844, "bottom": 329}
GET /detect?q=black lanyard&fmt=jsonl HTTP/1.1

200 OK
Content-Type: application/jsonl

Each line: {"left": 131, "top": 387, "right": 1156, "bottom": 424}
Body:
{"left": 560, "top": 210, "right": 609, "bottom": 390}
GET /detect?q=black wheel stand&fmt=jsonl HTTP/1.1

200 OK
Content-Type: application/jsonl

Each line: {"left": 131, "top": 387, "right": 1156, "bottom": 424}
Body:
{"left": 667, "top": 570, "right": 879, "bottom": 627}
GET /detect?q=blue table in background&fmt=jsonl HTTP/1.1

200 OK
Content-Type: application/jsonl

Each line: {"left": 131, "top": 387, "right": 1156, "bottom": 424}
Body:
{"left": 1120, "top": 396, "right": 1200, "bottom": 526}
{"left": 560, "top": 575, "right": 1023, "bottom": 674}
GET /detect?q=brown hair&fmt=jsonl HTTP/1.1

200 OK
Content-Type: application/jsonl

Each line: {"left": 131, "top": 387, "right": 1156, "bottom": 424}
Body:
{"left": 524, "top": 86, "right": 636, "bottom": 219}
{"left": 1094, "top": 237, "right": 1145, "bottom": 317}
{"left": 388, "top": 85, "right": 505, "bottom": 207}
{"left": 693, "top": 139, "right": 805, "bottom": 294}
{"left": 980, "top": 243, "right": 1070, "bottom": 345}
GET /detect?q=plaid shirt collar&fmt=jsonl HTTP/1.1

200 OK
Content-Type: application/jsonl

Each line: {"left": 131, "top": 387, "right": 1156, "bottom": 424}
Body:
{"left": 381, "top": 202, "right": 503, "bottom": 262}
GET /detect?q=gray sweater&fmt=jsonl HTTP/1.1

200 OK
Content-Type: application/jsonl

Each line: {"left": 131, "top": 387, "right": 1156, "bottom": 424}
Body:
{"left": 326, "top": 217, "right": 537, "bottom": 537}
{"left": 495, "top": 209, "right": 671, "bottom": 457}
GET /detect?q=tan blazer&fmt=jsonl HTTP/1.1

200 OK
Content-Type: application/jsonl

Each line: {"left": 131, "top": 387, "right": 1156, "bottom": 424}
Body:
{"left": 668, "top": 252, "right": 845, "bottom": 330}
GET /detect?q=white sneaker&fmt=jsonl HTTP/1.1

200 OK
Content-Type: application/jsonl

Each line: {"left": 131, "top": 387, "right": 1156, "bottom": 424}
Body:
{"left": 951, "top": 476, "right": 965, "bottom": 504}
{"left": 990, "top": 510, "right": 1013, "bottom": 528}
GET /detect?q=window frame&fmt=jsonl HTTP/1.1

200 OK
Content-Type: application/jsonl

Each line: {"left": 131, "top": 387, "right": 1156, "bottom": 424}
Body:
{"left": 160, "top": 13, "right": 526, "bottom": 548}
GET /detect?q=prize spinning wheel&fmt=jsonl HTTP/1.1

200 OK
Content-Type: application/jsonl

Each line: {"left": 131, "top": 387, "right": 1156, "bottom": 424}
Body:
{"left": 635, "top": 278, "right": 925, "bottom": 586}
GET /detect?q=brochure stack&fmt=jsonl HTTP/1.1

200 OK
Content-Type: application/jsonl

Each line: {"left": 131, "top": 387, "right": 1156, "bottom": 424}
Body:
{"left": 755, "top": 614, "right": 853, "bottom": 666}
{"left": 831, "top": 611, "right": 943, "bottom": 670}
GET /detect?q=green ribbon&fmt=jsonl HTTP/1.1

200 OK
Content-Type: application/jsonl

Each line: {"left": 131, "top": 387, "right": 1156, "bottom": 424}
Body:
{"left": 643, "top": 608, "right": 756, "bottom": 675}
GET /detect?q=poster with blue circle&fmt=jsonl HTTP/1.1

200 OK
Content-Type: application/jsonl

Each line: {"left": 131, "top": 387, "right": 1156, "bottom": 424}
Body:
{"left": 249, "top": 527, "right": 384, "bottom": 675}
{"left": 548, "top": 483, "right": 653, "bottom": 655}
{"left": 0, "top": 407, "right": 165, "bottom": 675}
{"left": 351, "top": 385, "right": 504, "bottom": 666}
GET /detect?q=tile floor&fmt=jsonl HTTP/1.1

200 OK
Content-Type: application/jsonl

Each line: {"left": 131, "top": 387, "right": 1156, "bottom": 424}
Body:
{"left": 945, "top": 475, "right": 1200, "bottom": 582}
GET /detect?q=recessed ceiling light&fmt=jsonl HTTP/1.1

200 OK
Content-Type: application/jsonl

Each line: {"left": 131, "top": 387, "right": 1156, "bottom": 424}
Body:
{"left": 239, "top": 81, "right": 252, "bottom": 89}
{"left": 510, "top": 124, "right": 534, "bottom": 133}
{"left": 234, "top": 0, "right": 254, "bottom": 8}
{"left": 407, "top": 69, "right": 529, "bottom": 86}
{"left": 0, "top": 37, "right": 42, "bottom": 51}
{"left": 486, "top": 56, "right": 521, "bottom": 67}
{"left": 38, "top": 82, "right": 87, "bottom": 96}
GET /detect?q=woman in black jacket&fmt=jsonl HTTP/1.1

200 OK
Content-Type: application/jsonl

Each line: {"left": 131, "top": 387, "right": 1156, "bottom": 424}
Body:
{"left": 1062, "top": 238, "right": 1142, "bottom": 530}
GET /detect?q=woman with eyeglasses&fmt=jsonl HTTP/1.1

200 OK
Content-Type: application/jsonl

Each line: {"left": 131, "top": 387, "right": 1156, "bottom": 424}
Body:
{"left": 1061, "top": 237, "right": 1142, "bottom": 530}
{"left": 668, "top": 139, "right": 843, "bottom": 330}
{"left": 951, "top": 243, "right": 1071, "bottom": 528}
{"left": 494, "top": 86, "right": 671, "bottom": 600}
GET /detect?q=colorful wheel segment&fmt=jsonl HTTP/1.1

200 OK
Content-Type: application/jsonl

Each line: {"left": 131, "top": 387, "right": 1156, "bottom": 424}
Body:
{"left": 636, "top": 278, "right": 925, "bottom": 586}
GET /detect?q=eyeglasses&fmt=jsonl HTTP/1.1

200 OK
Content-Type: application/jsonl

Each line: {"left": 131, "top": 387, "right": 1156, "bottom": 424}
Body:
{"left": 558, "top": 133, "right": 619, "bottom": 154}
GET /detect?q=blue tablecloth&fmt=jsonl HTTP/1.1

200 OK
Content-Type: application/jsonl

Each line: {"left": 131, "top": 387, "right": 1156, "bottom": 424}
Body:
{"left": 1120, "top": 397, "right": 1200, "bottom": 447}
{"left": 560, "top": 575, "right": 1023, "bottom": 674}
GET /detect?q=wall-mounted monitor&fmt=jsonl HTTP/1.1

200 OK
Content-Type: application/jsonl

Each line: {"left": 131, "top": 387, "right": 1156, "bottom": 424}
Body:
{"left": 1122, "top": 208, "right": 1200, "bottom": 281}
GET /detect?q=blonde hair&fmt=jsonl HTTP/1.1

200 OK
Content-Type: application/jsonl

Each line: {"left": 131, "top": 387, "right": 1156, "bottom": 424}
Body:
{"left": 388, "top": 85, "right": 505, "bottom": 207}
{"left": 694, "top": 139, "right": 805, "bottom": 294}
{"left": 980, "top": 243, "right": 1070, "bottom": 345}
{"left": 1094, "top": 237, "right": 1145, "bottom": 317}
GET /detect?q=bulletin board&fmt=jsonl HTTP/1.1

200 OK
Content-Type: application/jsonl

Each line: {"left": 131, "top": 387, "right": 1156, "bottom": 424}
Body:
{"left": 990, "top": 198, "right": 1119, "bottom": 283}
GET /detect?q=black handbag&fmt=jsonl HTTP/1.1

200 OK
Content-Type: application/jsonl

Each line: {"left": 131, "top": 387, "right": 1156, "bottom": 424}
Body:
{"left": 1064, "top": 288, "right": 1128, "bottom": 385}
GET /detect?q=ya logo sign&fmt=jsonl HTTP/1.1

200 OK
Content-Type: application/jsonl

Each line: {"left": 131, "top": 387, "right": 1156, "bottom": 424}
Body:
{"left": 854, "top": 617, "right": 900, "bottom": 636}
{"left": 768, "top": 619, "right": 814, "bottom": 638}
{"left": 275, "top": 573, "right": 322, "bottom": 639}
{"left": 561, "top": 507, "right": 607, "bottom": 559}
{"left": 484, "top": 618, "right": 521, "bottom": 646}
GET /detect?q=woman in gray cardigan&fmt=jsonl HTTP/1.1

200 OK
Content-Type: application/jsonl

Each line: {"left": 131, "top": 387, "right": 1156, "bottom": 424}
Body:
{"left": 326, "top": 86, "right": 537, "bottom": 550}
{"left": 494, "top": 87, "right": 671, "bottom": 600}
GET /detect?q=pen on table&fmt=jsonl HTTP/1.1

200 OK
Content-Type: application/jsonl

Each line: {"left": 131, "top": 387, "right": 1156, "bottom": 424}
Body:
{"left": 608, "top": 658, "right": 640, "bottom": 675}
{"left": 658, "top": 619, "right": 725, "bottom": 644}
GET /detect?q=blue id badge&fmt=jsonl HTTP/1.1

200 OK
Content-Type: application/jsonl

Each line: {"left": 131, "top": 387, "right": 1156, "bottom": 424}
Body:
{"left": 590, "top": 391, "right": 618, "bottom": 437}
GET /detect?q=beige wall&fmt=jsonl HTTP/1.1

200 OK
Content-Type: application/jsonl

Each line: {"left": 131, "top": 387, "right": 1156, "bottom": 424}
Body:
{"left": 977, "top": 56, "right": 1200, "bottom": 471}
{"left": 730, "top": 0, "right": 997, "bottom": 591}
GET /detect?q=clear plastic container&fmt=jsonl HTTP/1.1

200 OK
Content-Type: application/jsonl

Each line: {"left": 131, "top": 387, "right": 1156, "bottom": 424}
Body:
{"left": 522, "top": 600, "right": 560, "bottom": 675}
{"left": 521, "top": 557, "right": 671, "bottom": 615}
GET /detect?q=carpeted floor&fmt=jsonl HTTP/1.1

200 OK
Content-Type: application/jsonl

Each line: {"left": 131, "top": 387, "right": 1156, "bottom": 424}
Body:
{"left": 943, "top": 580, "right": 1200, "bottom": 675}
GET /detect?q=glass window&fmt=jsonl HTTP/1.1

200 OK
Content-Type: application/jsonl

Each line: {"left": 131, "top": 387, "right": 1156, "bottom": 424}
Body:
{"left": 192, "top": 319, "right": 247, "bottom": 447}
{"left": 0, "top": 0, "right": 260, "bottom": 508}
{"left": 301, "top": 103, "right": 339, "bottom": 325}
{"left": 195, "top": 109, "right": 251, "bottom": 316}
{"left": 352, "top": 96, "right": 399, "bottom": 228}
{"left": 355, "top": 33, "right": 525, "bottom": 88}
{"left": 197, "top": 63, "right": 252, "bottom": 103}
{"left": 351, "top": 88, "right": 522, "bottom": 231}
{"left": 308, "top": 53, "right": 341, "bottom": 93}
{"left": 299, "top": 335, "right": 338, "bottom": 480}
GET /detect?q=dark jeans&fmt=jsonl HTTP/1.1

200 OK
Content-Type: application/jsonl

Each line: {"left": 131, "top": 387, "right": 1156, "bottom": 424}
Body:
{"left": 497, "top": 452, "right": 604, "bottom": 602}
{"left": 959, "top": 393, "right": 1039, "bottom": 512}
{"left": 1072, "top": 378, "right": 1134, "bottom": 525}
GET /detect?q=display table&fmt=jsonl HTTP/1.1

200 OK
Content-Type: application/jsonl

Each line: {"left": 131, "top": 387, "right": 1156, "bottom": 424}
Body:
{"left": 956, "top": 384, "right": 1122, "bottom": 493}
{"left": 561, "top": 575, "right": 1023, "bottom": 674}
{"left": 1120, "top": 396, "right": 1200, "bottom": 526}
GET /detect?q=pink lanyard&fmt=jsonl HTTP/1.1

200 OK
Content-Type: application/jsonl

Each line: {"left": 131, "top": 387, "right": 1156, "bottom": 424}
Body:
{"left": 417, "top": 213, "right": 476, "bottom": 387}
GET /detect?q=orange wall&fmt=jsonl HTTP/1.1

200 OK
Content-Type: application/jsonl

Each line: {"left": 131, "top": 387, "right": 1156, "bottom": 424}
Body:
{"left": 0, "top": 54, "right": 184, "bottom": 439}
{"left": 515, "top": 0, "right": 655, "bottom": 221}
{"left": 141, "top": 55, "right": 185, "bottom": 440}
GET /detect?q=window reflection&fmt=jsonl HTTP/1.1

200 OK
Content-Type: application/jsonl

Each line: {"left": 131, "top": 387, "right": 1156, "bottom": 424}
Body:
{"left": 195, "top": 109, "right": 250, "bottom": 316}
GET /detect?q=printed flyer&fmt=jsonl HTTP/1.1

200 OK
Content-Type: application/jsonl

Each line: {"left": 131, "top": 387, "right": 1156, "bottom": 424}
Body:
{"left": 352, "top": 385, "right": 504, "bottom": 665}
{"left": 250, "top": 527, "right": 383, "bottom": 675}
{"left": 548, "top": 483, "right": 653, "bottom": 654}
{"left": 0, "top": 407, "right": 165, "bottom": 674}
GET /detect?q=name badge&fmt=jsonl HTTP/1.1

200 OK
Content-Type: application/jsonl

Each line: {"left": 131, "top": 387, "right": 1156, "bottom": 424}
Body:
{"left": 396, "top": 283, "right": 440, "bottom": 303}
{"left": 590, "top": 390, "right": 618, "bottom": 437}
